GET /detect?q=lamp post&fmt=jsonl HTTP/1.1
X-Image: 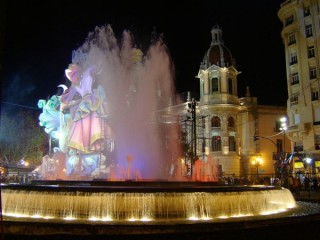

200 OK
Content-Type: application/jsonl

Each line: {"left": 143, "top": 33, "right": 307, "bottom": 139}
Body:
{"left": 279, "top": 117, "right": 288, "bottom": 184}
{"left": 187, "top": 98, "right": 197, "bottom": 178}
{"left": 279, "top": 117, "right": 288, "bottom": 152}
{"left": 252, "top": 156, "right": 263, "bottom": 181}
{"left": 191, "top": 98, "right": 197, "bottom": 168}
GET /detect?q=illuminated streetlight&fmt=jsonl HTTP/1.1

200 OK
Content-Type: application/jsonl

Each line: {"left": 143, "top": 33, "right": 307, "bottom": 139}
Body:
{"left": 279, "top": 117, "right": 287, "bottom": 152}
{"left": 304, "top": 157, "right": 313, "bottom": 174}
{"left": 252, "top": 156, "right": 263, "bottom": 181}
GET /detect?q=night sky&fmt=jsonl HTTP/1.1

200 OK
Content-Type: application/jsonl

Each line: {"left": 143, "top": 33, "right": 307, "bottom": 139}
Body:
{"left": 1, "top": 0, "right": 286, "bottom": 111}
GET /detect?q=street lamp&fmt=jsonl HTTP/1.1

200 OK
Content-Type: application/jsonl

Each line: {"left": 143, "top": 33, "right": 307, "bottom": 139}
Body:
{"left": 279, "top": 117, "right": 289, "bottom": 184}
{"left": 279, "top": 117, "right": 287, "bottom": 152}
{"left": 252, "top": 156, "right": 263, "bottom": 181}
{"left": 304, "top": 157, "right": 313, "bottom": 175}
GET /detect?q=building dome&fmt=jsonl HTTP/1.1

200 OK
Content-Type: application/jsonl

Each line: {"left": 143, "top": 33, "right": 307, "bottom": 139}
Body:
{"left": 201, "top": 25, "right": 234, "bottom": 69}
{"left": 206, "top": 45, "right": 233, "bottom": 67}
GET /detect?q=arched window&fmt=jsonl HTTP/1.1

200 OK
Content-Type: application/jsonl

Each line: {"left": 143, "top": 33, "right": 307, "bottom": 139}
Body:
{"left": 228, "top": 116, "right": 235, "bottom": 128}
{"left": 212, "top": 136, "right": 222, "bottom": 151}
{"left": 229, "top": 136, "right": 236, "bottom": 151}
{"left": 212, "top": 77, "right": 219, "bottom": 92}
{"left": 211, "top": 116, "right": 221, "bottom": 127}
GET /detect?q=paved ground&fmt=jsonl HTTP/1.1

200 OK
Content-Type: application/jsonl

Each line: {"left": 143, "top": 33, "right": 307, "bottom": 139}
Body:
{"left": 293, "top": 189, "right": 320, "bottom": 202}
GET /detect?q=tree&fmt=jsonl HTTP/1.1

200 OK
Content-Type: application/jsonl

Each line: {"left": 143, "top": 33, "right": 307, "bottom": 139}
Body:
{"left": 0, "top": 109, "right": 47, "bottom": 167}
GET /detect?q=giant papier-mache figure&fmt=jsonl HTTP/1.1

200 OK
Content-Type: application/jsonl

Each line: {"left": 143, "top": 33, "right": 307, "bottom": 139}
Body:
{"left": 38, "top": 62, "right": 112, "bottom": 179}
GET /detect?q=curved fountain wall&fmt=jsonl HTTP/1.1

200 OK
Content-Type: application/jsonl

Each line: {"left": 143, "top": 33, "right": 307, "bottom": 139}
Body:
{"left": 1, "top": 183, "right": 296, "bottom": 222}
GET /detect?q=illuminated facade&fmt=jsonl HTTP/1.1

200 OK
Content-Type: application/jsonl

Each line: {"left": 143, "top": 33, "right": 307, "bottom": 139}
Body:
{"left": 196, "top": 25, "right": 241, "bottom": 176}
{"left": 174, "top": 25, "right": 289, "bottom": 178}
{"left": 278, "top": 0, "right": 320, "bottom": 174}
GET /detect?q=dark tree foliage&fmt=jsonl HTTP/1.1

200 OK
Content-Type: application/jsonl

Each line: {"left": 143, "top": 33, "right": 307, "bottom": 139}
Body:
{"left": 0, "top": 109, "right": 47, "bottom": 167}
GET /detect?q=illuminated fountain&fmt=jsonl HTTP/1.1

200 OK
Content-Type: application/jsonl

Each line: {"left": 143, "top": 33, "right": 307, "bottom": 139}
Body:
{"left": 2, "top": 181, "right": 320, "bottom": 238}
{"left": 1, "top": 183, "right": 296, "bottom": 222}
{"left": 1, "top": 25, "right": 320, "bottom": 238}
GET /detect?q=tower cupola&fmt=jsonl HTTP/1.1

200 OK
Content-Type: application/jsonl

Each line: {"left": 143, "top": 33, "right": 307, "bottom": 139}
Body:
{"left": 211, "top": 25, "right": 224, "bottom": 45}
{"left": 201, "top": 25, "right": 234, "bottom": 69}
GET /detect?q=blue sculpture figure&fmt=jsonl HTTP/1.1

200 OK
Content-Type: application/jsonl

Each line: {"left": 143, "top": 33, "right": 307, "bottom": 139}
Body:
{"left": 38, "top": 95, "right": 61, "bottom": 140}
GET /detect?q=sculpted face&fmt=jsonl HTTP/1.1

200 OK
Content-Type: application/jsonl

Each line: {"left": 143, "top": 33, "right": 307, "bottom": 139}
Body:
{"left": 65, "top": 64, "right": 82, "bottom": 85}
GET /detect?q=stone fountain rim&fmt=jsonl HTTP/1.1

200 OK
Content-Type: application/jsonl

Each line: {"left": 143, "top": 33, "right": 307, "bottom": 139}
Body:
{"left": 1, "top": 180, "right": 282, "bottom": 193}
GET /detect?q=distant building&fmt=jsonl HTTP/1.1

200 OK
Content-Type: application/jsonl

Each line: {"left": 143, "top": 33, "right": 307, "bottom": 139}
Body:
{"left": 278, "top": 0, "right": 320, "bottom": 175}
{"left": 167, "top": 25, "right": 290, "bottom": 179}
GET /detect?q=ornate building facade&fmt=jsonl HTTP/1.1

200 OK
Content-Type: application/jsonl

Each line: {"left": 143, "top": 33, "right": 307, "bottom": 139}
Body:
{"left": 169, "top": 25, "right": 290, "bottom": 180}
{"left": 278, "top": 0, "right": 320, "bottom": 175}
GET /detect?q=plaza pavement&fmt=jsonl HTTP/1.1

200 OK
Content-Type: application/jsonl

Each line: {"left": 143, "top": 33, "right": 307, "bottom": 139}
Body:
{"left": 293, "top": 189, "right": 320, "bottom": 202}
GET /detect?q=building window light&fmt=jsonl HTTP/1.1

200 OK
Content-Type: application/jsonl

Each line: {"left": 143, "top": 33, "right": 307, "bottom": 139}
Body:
{"left": 291, "top": 73, "right": 299, "bottom": 85}
{"left": 312, "top": 89, "right": 319, "bottom": 101}
{"left": 310, "top": 68, "right": 317, "bottom": 79}
{"left": 288, "top": 33, "right": 296, "bottom": 45}
{"left": 290, "top": 93, "right": 299, "bottom": 105}
{"left": 289, "top": 54, "right": 297, "bottom": 65}
{"left": 308, "top": 46, "right": 315, "bottom": 58}
{"left": 306, "top": 24, "right": 313, "bottom": 38}
{"left": 304, "top": 6, "right": 310, "bottom": 17}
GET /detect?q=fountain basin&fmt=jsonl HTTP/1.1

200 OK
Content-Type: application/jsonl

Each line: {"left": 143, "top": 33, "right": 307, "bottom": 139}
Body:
{"left": 2, "top": 181, "right": 320, "bottom": 239}
{"left": 1, "top": 181, "right": 296, "bottom": 223}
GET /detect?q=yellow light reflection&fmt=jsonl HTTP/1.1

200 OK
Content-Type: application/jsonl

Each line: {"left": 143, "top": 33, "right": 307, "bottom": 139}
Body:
{"left": 101, "top": 216, "right": 113, "bottom": 221}
{"left": 5, "top": 213, "right": 28, "bottom": 218}
{"left": 260, "top": 209, "right": 286, "bottom": 215}
{"left": 287, "top": 204, "right": 296, "bottom": 208}
{"left": 231, "top": 214, "right": 253, "bottom": 218}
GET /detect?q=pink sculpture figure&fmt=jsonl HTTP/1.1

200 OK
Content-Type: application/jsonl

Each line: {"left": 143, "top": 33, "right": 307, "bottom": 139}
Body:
{"left": 61, "top": 63, "right": 111, "bottom": 154}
